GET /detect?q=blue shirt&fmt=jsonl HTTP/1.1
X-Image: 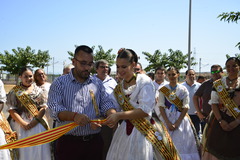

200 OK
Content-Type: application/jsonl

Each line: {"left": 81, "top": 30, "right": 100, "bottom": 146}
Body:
{"left": 47, "top": 71, "right": 116, "bottom": 136}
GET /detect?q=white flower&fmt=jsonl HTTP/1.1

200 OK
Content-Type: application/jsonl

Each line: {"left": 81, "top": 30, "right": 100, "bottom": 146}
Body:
{"left": 154, "top": 132, "right": 162, "bottom": 140}
{"left": 234, "top": 107, "right": 240, "bottom": 113}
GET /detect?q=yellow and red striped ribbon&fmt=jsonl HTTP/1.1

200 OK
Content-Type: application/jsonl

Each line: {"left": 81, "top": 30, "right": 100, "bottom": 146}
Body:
{"left": 0, "top": 122, "right": 78, "bottom": 149}
{"left": 0, "top": 119, "right": 106, "bottom": 149}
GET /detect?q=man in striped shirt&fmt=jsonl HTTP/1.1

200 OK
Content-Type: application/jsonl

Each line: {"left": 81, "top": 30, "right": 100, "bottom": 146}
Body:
{"left": 48, "top": 45, "right": 117, "bottom": 160}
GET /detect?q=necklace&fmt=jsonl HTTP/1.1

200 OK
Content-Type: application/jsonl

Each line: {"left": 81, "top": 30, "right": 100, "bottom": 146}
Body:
{"left": 170, "top": 85, "right": 177, "bottom": 91}
{"left": 124, "top": 74, "right": 136, "bottom": 83}
{"left": 227, "top": 77, "right": 238, "bottom": 84}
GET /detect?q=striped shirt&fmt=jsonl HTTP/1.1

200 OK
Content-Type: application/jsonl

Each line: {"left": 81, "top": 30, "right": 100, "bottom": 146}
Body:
{"left": 47, "top": 71, "right": 116, "bottom": 136}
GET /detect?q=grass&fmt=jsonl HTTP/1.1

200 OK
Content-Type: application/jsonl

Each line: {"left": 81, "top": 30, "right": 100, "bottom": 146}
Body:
{"left": 4, "top": 84, "right": 15, "bottom": 94}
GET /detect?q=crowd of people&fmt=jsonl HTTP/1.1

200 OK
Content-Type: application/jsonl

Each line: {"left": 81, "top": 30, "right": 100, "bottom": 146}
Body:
{"left": 0, "top": 44, "right": 239, "bottom": 160}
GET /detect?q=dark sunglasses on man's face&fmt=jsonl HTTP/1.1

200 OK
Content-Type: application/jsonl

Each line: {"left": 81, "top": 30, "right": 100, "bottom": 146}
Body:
{"left": 211, "top": 70, "right": 221, "bottom": 74}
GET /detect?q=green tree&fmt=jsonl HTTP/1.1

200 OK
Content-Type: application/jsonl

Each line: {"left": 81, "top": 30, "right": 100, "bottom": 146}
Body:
{"left": 68, "top": 45, "right": 116, "bottom": 66}
{"left": 93, "top": 45, "right": 116, "bottom": 67}
{"left": 142, "top": 49, "right": 196, "bottom": 72}
{"left": 67, "top": 45, "right": 116, "bottom": 67}
{"left": 218, "top": 12, "right": 240, "bottom": 50}
{"left": 0, "top": 46, "right": 51, "bottom": 82}
{"left": 226, "top": 53, "right": 240, "bottom": 59}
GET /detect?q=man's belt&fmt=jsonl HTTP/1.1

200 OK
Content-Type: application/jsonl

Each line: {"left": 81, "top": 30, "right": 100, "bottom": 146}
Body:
{"left": 63, "top": 133, "right": 100, "bottom": 142}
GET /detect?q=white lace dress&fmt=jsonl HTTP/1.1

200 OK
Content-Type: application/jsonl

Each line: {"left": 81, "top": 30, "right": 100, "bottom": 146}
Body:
{"left": 106, "top": 74, "right": 157, "bottom": 160}
{"left": 38, "top": 82, "right": 53, "bottom": 128}
{"left": 6, "top": 84, "right": 51, "bottom": 160}
{"left": 0, "top": 114, "right": 11, "bottom": 160}
{"left": 157, "top": 84, "right": 200, "bottom": 160}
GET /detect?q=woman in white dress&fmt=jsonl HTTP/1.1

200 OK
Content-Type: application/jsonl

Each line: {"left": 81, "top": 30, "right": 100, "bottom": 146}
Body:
{"left": 105, "top": 48, "right": 180, "bottom": 160}
{"left": 157, "top": 67, "right": 200, "bottom": 160}
{"left": 34, "top": 69, "right": 52, "bottom": 128}
{"left": 0, "top": 79, "right": 11, "bottom": 160}
{"left": 6, "top": 67, "right": 51, "bottom": 160}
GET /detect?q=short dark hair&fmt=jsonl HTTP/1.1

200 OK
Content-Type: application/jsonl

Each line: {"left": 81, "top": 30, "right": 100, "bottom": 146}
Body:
{"left": 74, "top": 45, "right": 93, "bottom": 57}
{"left": 185, "top": 69, "right": 195, "bottom": 75}
{"left": 197, "top": 75, "right": 206, "bottom": 81}
{"left": 211, "top": 64, "right": 223, "bottom": 72}
{"left": 147, "top": 72, "right": 154, "bottom": 80}
{"left": 155, "top": 66, "right": 166, "bottom": 74}
{"left": 167, "top": 67, "right": 179, "bottom": 74}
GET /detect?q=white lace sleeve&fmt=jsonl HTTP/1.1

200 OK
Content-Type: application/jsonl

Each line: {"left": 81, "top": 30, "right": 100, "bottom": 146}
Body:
{"left": 134, "top": 84, "right": 155, "bottom": 115}
{"left": 157, "top": 90, "right": 166, "bottom": 108}
{"left": 209, "top": 91, "right": 219, "bottom": 104}
{"left": 181, "top": 86, "right": 190, "bottom": 109}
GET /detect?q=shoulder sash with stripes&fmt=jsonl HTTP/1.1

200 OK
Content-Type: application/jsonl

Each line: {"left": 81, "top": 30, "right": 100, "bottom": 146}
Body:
{"left": 12, "top": 85, "right": 49, "bottom": 130}
{"left": 0, "top": 112, "right": 17, "bottom": 143}
{"left": 159, "top": 86, "right": 183, "bottom": 112}
{"left": 213, "top": 79, "right": 240, "bottom": 119}
{"left": 160, "top": 86, "right": 201, "bottom": 156}
{"left": 89, "top": 90, "right": 100, "bottom": 116}
{"left": 114, "top": 84, "right": 181, "bottom": 160}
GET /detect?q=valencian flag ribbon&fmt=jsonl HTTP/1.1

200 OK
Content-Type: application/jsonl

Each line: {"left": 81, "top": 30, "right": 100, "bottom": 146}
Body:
{"left": 0, "top": 122, "right": 78, "bottom": 149}
{"left": 0, "top": 119, "right": 106, "bottom": 149}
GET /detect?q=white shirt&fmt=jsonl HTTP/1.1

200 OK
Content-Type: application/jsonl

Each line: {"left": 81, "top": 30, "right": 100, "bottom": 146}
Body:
{"left": 182, "top": 81, "right": 201, "bottom": 115}
{"left": 94, "top": 75, "right": 117, "bottom": 95}
{"left": 0, "top": 79, "right": 6, "bottom": 103}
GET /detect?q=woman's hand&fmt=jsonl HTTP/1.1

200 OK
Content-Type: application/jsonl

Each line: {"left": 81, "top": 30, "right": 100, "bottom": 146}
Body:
{"left": 104, "top": 113, "right": 120, "bottom": 128}
{"left": 196, "top": 112, "right": 206, "bottom": 121}
{"left": 166, "top": 121, "right": 175, "bottom": 131}
{"left": 219, "top": 120, "right": 232, "bottom": 131}
{"left": 90, "top": 122, "right": 102, "bottom": 130}
{"left": 21, "top": 121, "right": 31, "bottom": 130}
{"left": 174, "top": 119, "right": 181, "bottom": 129}
{"left": 228, "top": 120, "right": 239, "bottom": 130}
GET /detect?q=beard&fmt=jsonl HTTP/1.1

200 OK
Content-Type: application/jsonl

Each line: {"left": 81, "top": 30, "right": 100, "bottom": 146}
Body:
{"left": 79, "top": 70, "right": 90, "bottom": 79}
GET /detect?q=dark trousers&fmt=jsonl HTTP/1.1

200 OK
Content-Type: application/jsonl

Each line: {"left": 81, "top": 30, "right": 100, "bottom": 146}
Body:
{"left": 100, "top": 125, "right": 113, "bottom": 160}
{"left": 189, "top": 114, "right": 201, "bottom": 136}
{"left": 55, "top": 134, "right": 103, "bottom": 160}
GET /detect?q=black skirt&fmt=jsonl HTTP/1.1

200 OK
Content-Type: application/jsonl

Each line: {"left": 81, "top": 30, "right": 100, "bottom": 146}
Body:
{"left": 203, "top": 111, "right": 240, "bottom": 160}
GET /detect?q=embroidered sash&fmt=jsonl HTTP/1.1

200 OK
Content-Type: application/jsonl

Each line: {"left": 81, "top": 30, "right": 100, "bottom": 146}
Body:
{"left": 114, "top": 84, "right": 181, "bottom": 160}
{"left": 213, "top": 79, "right": 240, "bottom": 119}
{"left": 89, "top": 90, "right": 100, "bottom": 116}
{"left": 159, "top": 86, "right": 183, "bottom": 111}
{"left": 12, "top": 85, "right": 49, "bottom": 130}
{"left": 0, "top": 112, "right": 17, "bottom": 143}
{"left": 159, "top": 86, "right": 202, "bottom": 156}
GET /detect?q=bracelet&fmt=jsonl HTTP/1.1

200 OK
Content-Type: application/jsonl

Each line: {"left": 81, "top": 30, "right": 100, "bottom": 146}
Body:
{"left": 72, "top": 112, "right": 77, "bottom": 121}
{"left": 34, "top": 117, "right": 41, "bottom": 123}
{"left": 217, "top": 118, "right": 223, "bottom": 124}
{"left": 235, "top": 119, "right": 240, "bottom": 124}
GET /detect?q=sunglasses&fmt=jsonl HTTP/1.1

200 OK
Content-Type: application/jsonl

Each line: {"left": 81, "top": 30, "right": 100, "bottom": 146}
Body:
{"left": 211, "top": 70, "right": 221, "bottom": 74}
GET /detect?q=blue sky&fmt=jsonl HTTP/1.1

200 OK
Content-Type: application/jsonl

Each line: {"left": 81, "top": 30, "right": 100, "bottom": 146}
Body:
{"left": 1, "top": 0, "right": 239, "bottom": 74}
